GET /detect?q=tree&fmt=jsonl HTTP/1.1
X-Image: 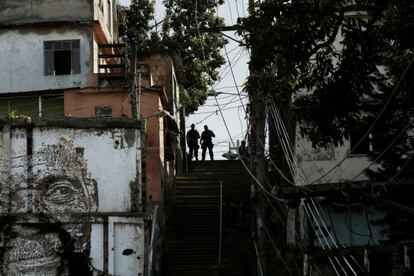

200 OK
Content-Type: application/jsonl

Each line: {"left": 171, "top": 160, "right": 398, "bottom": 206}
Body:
{"left": 239, "top": 0, "right": 414, "bottom": 179}
{"left": 162, "top": 0, "right": 227, "bottom": 113}
{"left": 119, "top": 0, "right": 159, "bottom": 53}
{"left": 119, "top": 0, "right": 227, "bottom": 113}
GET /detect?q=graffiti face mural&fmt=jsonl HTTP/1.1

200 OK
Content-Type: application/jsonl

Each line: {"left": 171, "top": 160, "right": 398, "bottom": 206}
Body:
{"left": 33, "top": 138, "right": 98, "bottom": 214}
{"left": 2, "top": 138, "right": 98, "bottom": 275}
{"left": 2, "top": 227, "right": 62, "bottom": 276}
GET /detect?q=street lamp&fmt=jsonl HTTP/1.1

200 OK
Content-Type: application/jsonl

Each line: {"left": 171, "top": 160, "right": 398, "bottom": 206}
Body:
{"left": 146, "top": 109, "right": 174, "bottom": 120}
{"left": 207, "top": 89, "right": 240, "bottom": 97}
{"left": 143, "top": 109, "right": 175, "bottom": 131}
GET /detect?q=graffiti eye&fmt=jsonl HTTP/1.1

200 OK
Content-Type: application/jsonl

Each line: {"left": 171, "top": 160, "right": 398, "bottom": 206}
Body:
{"left": 44, "top": 180, "right": 82, "bottom": 205}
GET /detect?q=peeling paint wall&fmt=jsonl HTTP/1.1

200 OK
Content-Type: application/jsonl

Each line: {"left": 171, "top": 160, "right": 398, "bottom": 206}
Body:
{"left": 31, "top": 127, "right": 140, "bottom": 212}
{"left": 0, "top": 0, "right": 93, "bottom": 26}
{"left": 296, "top": 132, "right": 373, "bottom": 184}
{"left": 0, "top": 28, "right": 93, "bottom": 94}
{"left": 0, "top": 122, "right": 144, "bottom": 275}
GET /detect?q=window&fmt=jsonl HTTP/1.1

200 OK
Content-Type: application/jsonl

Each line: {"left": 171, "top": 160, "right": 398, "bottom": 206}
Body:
{"left": 44, "top": 40, "right": 80, "bottom": 75}
{"left": 350, "top": 126, "right": 372, "bottom": 155}
{"left": 95, "top": 106, "right": 113, "bottom": 118}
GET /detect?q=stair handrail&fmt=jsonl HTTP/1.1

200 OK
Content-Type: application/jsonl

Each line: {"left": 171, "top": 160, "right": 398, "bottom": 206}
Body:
{"left": 218, "top": 180, "right": 223, "bottom": 267}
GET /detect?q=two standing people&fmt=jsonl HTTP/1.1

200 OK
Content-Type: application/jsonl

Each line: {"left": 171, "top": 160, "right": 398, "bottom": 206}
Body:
{"left": 186, "top": 124, "right": 215, "bottom": 161}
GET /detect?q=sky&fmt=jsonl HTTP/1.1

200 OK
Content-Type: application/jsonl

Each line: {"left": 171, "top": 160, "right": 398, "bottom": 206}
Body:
{"left": 119, "top": 0, "right": 250, "bottom": 159}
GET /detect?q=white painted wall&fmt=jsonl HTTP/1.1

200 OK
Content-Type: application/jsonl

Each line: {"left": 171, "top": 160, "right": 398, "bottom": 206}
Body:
{"left": 90, "top": 224, "right": 105, "bottom": 272}
{"left": 1, "top": 125, "right": 141, "bottom": 212}
{"left": 0, "top": 0, "right": 93, "bottom": 25}
{"left": 296, "top": 133, "right": 373, "bottom": 184}
{"left": 0, "top": 29, "right": 92, "bottom": 94}
{"left": 93, "top": 0, "right": 115, "bottom": 42}
{"left": 1, "top": 123, "right": 144, "bottom": 274}
{"left": 32, "top": 127, "right": 140, "bottom": 212}
{"left": 90, "top": 218, "right": 145, "bottom": 276}
{"left": 110, "top": 217, "right": 144, "bottom": 276}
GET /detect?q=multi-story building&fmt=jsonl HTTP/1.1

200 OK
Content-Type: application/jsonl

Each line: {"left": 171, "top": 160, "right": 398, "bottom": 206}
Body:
{"left": 0, "top": 118, "right": 144, "bottom": 275}
{"left": 258, "top": 9, "right": 414, "bottom": 276}
{"left": 0, "top": 1, "right": 185, "bottom": 275}
{"left": 0, "top": 0, "right": 122, "bottom": 118}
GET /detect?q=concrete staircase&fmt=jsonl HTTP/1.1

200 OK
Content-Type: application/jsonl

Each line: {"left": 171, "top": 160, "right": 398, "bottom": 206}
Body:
{"left": 162, "top": 160, "right": 258, "bottom": 276}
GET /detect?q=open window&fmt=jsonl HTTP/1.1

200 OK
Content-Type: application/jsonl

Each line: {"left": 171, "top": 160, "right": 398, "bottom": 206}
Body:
{"left": 44, "top": 40, "right": 80, "bottom": 76}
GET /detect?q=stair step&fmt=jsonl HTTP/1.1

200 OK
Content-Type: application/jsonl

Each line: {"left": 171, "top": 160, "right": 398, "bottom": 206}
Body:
{"left": 162, "top": 160, "right": 257, "bottom": 276}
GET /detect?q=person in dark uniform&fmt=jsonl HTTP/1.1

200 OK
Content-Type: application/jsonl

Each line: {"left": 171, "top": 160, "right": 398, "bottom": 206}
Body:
{"left": 186, "top": 124, "right": 200, "bottom": 161}
{"left": 200, "top": 125, "right": 215, "bottom": 161}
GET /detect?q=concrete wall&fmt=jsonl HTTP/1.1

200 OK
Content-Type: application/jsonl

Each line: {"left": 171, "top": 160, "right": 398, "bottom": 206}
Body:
{"left": 139, "top": 54, "right": 181, "bottom": 116}
{"left": 296, "top": 133, "right": 373, "bottom": 184}
{"left": 64, "top": 89, "right": 132, "bottom": 118}
{"left": 313, "top": 205, "right": 389, "bottom": 248}
{"left": 141, "top": 92, "right": 165, "bottom": 205}
{"left": 0, "top": 119, "right": 144, "bottom": 275}
{"left": 0, "top": 0, "right": 93, "bottom": 26}
{"left": 0, "top": 27, "right": 94, "bottom": 94}
{"left": 139, "top": 53, "right": 183, "bottom": 184}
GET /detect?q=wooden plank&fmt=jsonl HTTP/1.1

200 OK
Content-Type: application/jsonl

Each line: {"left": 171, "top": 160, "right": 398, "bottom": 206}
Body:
{"left": 98, "top": 64, "right": 125, "bottom": 69}
{"left": 98, "top": 44, "right": 126, "bottom": 48}
{"left": 99, "top": 54, "right": 125, "bottom": 58}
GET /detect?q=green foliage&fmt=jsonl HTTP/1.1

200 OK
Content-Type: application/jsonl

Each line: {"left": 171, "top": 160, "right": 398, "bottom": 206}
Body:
{"left": 119, "top": 0, "right": 160, "bottom": 53}
{"left": 239, "top": 0, "right": 414, "bottom": 178}
{"left": 7, "top": 110, "right": 30, "bottom": 120}
{"left": 119, "top": 0, "right": 227, "bottom": 113}
{"left": 162, "top": 0, "right": 227, "bottom": 113}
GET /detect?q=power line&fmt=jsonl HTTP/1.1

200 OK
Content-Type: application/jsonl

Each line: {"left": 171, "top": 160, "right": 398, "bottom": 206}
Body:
{"left": 193, "top": 104, "right": 244, "bottom": 115}
{"left": 195, "top": 0, "right": 287, "bottom": 204}
{"left": 234, "top": 0, "right": 241, "bottom": 19}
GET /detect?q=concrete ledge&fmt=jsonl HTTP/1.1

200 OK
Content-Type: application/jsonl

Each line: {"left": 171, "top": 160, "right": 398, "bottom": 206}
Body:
{"left": 0, "top": 212, "right": 146, "bottom": 224}
{"left": 0, "top": 117, "right": 142, "bottom": 129}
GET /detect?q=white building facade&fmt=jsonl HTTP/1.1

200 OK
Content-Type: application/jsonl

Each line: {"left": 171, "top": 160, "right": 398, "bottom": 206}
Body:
{"left": 0, "top": 118, "right": 144, "bottom": 276}
{"left": 0, "top": 0, "right": 118, "bottom": 95}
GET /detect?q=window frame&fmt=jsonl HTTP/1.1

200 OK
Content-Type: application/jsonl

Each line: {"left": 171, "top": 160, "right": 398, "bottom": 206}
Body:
{"left": 94, "top": 105, "right": 113, "bottom": 118}
{"left": 44, "top": 39, "right": 81, "bottom": 76}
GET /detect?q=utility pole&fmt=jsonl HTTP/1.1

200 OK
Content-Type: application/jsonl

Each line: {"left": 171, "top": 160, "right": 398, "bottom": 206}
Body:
{"left": 248, "top": 1, "right": 267, "bottom": 275}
